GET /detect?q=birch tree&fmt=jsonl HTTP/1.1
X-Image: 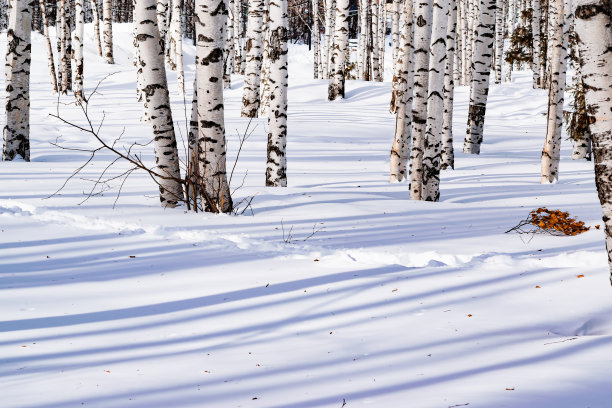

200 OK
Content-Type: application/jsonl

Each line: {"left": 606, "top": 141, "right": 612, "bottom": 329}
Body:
{"left": 574, "top": 0, "right": 612, "bottom": 283}
{"left": 90, "top": 0, "right": 103, "bottom": 57}
{"left": 422, "top": 0, "right": 450, "bottom": 201}
{"left": 463, "top": 0, "right": 496, "bottom": 155}
{"left": 371, "top": 0, "right": 381, "bottom": 81}
{"left": 193, "top": 0, "right": 233, "bottom": 212}
{"left": 389, "top": 0, "right": 402, "bottom": 112}
{"left": 328, "top": 0, "right": 349, "bottom": 100}
{"left": 233, "top": 0, "right": 244, "bottom": 74}
{"left": 532, "top": 0, "right": 542, "bottom": 87}
{"left": 103, "top": 0, "right": 114, "bottom": 63}
{"left": 540, "top": 0, "right": 570, "bottom": 183}
{"left": 389, "top": 0, "right": 414, "bottom": 182}
{"left": 493, "top": 0, "right": 503, "bottom": 83}
{"left": 323, "top": 0, "right": 335, "bottom": 78}
{"left": 156, "top": 0, "right": 169, "bottom": 53}
{"left": 168, "top": 0, "right": 184, "bottom": 93}
{"left": 3, "top": 0, "right": 34, "bottom": 161}
{"left": 73, "top": 0, "right": 85, "bottom": 102}
{"left": 241, "top": 0, "right": 265, "bottom": 117}
{"left": 441, "top": 0, "right": 458, "bottom": 169}
{"left": 409, "top": 0, "right": 433, "bottom": 200}
{"left": 134, "top": 0, "right": 183, "bottom": 206}
{"left": 266, "top": 0, "right": 288, "bottom": 186}
{"left": 39, "top": 0, "right": 58, "bottom": 94}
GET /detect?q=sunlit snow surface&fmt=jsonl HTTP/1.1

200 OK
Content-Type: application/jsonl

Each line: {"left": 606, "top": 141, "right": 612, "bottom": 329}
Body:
{"left": 1, "top": 25, "right": 612, "bottom": 408}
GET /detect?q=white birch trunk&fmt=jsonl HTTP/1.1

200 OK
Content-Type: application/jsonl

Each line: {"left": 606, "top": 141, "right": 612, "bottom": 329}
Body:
{"left": 378, "top": 0, "right": 385, "bottom": 77}
{"left": 323, "top": 0, "right": 335, "bottom": 78}
{"left": 359, "top": 0, "right": 370, "bottom": 80}
{"left": 463, "top": 0, "right": 496, "bottom": 155}
{"left": 409, "top": 0, "right": 433, "bottom": 200}
{"left": 532, "top": 0, "right": 542, "bottom": 87}
{"left": 389, "top": 0, "right": 414, "bottom": 182}
{"left": 574, "top": 0, "right": 612, "bottom": 283}
{"left": 194, "top": 0, "right": 232, "bottom": 212}
{"left": 73, "top": 0, "right": 85, "bottom": 102}
{"left": 103, "top": 0, "right": 114, "bottom": 63}
{"left": 156, "top": 0, "right": 169, "bottom": 53}
{"left": 90, "top": 0, "right": 103, "bottom": 57}
{"left": 328, "top": 0, "right": 349, "bottom": 99}
{"left": 493, "top": 0, "right": 503, "bottom": 83}
{"left": 391, "top": 0, "right": 401, "bottom": 66}
{"left": 168, "top": 0, "right": 184, "bottom": 93}
{"left": 39, "top": 0, "right": 58, "bottom": 94}
{"left": 571, "top": 66, "right": 592, "bottom": 160}
{"left": 59, "top": 0, "right": 69, "bottom": 93}
{"left": 266, "top": 0, "right": 288, "bottom": 186}
{"left": 313, "top": 0, "right": 321, "bottom": 78}
{"left": 441, "top": 0, "right": 457, "bottom": 170}
{"left": 233, "top": 0, "right": 243, "bottom": 74}
{"left": 241, "top": 0, "right": 265, "bottom": 117}
{"left": 540, "top": 0, "right": 570, "bottom": 183}
{"left": 459, "top": 0, "right": 468, "bottom": 85}
{"left": 371, "top": 0, "right": 381, "bottom": 82}
{"left": 422, "top": 0, "right": 450, "bottom": 201}
{"left": 505, "top": 0, "right": 516, "bottom": 81}
{"left": 3, "top": 0, "right": 33, "bottom": 161}
{"left": 134, "top": 0, "right": 183, "bottom": 206}
{"left": 224, "top": 0, "right": 235, "bottom": 89}
{"left": 260, "top": 8, "right": 271, "bottom": 116}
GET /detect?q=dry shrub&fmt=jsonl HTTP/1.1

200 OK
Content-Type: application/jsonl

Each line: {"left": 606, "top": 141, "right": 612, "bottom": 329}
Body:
{"left": 507, "top": 207, "right": 590, "bottom": 236}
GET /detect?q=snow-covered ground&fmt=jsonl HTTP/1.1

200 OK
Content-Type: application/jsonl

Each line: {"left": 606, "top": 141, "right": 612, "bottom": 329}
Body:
{"left": 2, "top": 25, "right": 612, "bottom": 407}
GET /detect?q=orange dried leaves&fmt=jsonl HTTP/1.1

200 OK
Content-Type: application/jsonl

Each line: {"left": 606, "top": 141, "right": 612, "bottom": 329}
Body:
{"left": 528, "top": 207, "right": 589, "bottom": 236}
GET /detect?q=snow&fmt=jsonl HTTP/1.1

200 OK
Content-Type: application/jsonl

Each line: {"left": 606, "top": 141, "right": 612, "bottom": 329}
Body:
{"left": 1, "top": 24, "right": 612, "bottom": 407}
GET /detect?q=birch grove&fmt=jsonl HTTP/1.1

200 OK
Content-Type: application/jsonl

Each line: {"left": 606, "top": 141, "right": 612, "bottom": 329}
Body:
{"left": 241, "top": 0, "right": 265, "bottom": 117}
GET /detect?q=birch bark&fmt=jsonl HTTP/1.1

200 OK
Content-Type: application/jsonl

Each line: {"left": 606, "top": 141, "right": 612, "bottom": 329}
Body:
{"left": 328, "top": 0, "right": 349, "bottom": 99}
{"left": 408, "top": 0, "right": 433, "bottom": 200}
{"left": 441, "top": 0, "right": 457, "bottom": 169}
{"left": 3, "top": 0, "right": 34, "bottom": 161}
{"left": 103, "top": 0, "right": 114, "bottom": 63}
{"left": 90, "top": 0, "right": 103, "bottom": 57}
{"left": 39, "top": 0, "right": 58, "bottom": 94}
{"left": 463, "top": 0, "right": 496, "bottom": 155}
{"left": 574, "top": 0, "right": 612, "bottom": 283}
{"left": 73, "top": 0, "right": 85, "bottom": 102}
{"left": 389, "top": 0, "right": 413, "bottom": 182}
{"left": 422, "top": 0, "right": 450, "bottom": 201}
{"left": 532, "top": 0, "right": 542, "bottom": 87}
{"left": 540, "top": 0, "right": 570, "bottom": 183}
{"left": 266, "top": 0, "right": 288, "bottom": 186}
{"left": 241, "top": 0, "right": 265, "bottom": 117}
{"left": 134, "top": 0, "right": 183, "bottom": 206}
{"left": 194, "top": 0, "right": 233, "bottom": 212}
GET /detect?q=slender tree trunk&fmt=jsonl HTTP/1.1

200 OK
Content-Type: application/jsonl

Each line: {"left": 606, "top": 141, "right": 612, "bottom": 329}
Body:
{"left": 532, "top": 0, "right": 542, "bottom": 87}
{"left": 134, "top": 0, "right": 184, "bottom": 206}
{"left": 441, "top": 0, "right": 458, "bottom": 170}
{"left": 194, "top": 0, "right": 232, "bottom": 212}
{"left": 540, "top": 0, "right": 570, "bottom": 183}
{"left": 409, "top": 0, "right": 433, "bottom": 200}
{"left": 3, "top": 0, "right": 34, "bottom": 161}
{"left": 59, "top": 0, "right": 69, "bottom": 93}
{"left": 463, "top": 0, "right": 496, "bottom": 155}
{"left": 574, "top": 0, "right": 612, "bottom": 283}
{"left": 224, "top": 0, "right": 235, "bottom": 89}
{"left": 233, "top": 0, "right": 244, "bottom": 74}
{"left": 156, "top": 0, "right": 169, "bottom": 54}
{"left": 241, "top": 0, "right": 265, "bottom": 117}
{"left": 389, "top": 0, "right": 402, "bottom": 112}
{"left": 460, "top": 0, "right": 468, "bottom": 85}
{"left": 358, "top": 0, "right": 369, "bottom": 80}
{"left": 494, "top": 0, "right": 503, "bottom": 83}
{"left": 422, "top": 0, "right": 450, "bottom": 201}
{"left": 378, "top": 0, "right": 385, "bottom": 78}
{"left": 313, "top": 0, "right": 320, "bottom": 78}
{"left": 103, "top": 0, "right": 114, "bottom": 63}
{"left": 168, "top": 0, "right": 184, "bottom": 92}
{"left": 39, "top": 0, "right": 59, "bottom": 94}
{"left": 389, "top": 0, "right": 414, "bottom": 182}
{"left": 73, "top": 0, "right": 85, "bottom": 102}
{"left": 371, "top": 0, "right": 381, "bottom": 81}
{"left": 90, "top": 0, "right": 103, "bottom": 57}
{"left": 266, "top": 0, "right": 288, "bottom": 186}
{"left": 260, "top": 5, "right": 271, "bottom": 115}
{"left": 328, "top": 0, "right": 349, "bottom": 99}
{"left": 571, "top": 66, "right": 592, "bottom": 160}
{"left": 323, "top": 0, "right": 335, "bottom": 78}
{"left": 506, "top": 0, "right": 516, "bottom": 81}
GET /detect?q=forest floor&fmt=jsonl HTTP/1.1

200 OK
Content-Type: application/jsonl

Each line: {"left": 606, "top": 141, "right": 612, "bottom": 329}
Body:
{"left": 2, "top": 25, "right": 612, "bottom": 408}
